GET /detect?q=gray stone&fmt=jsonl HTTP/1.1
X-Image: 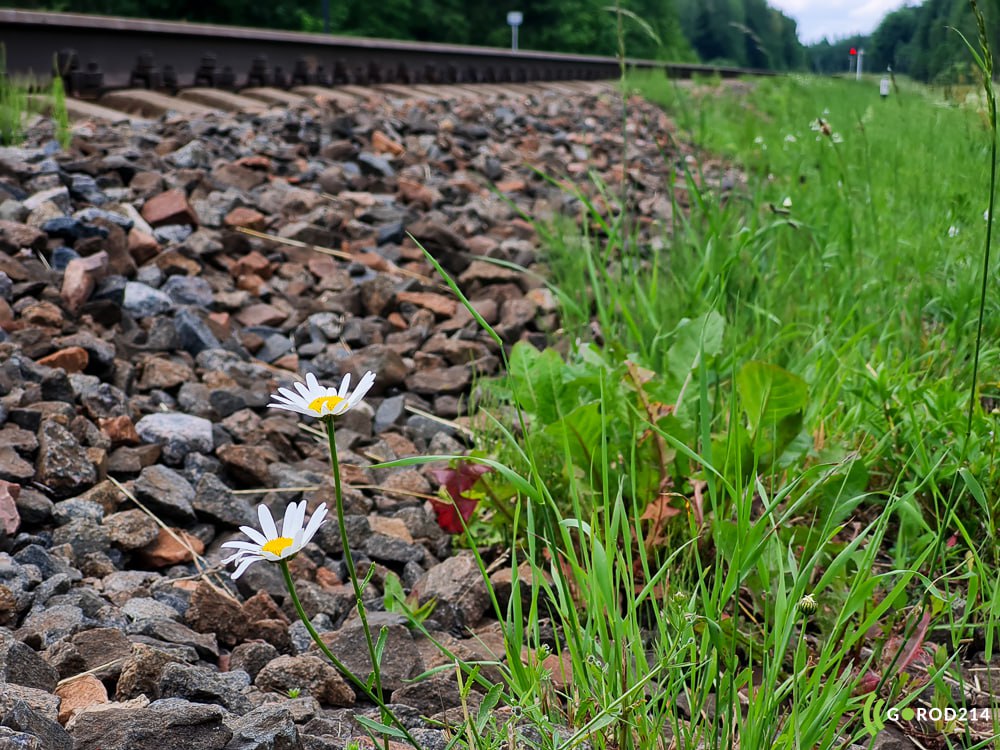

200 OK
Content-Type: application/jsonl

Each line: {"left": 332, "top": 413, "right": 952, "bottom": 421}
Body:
{"left": 54, "top": 627, "right": 132, "bottom": 681}
{"left": 13, "top": 489, "right": 52, "bottom": 526}
{"left": 68, "top": 697, "right": 233, "bottom": 750}
{"left": 412, "top": 554, "right": 490, "bottom": 630}
{"left": 79, "top": 382, "right": 131, "bottom": 419}
{"left": 391, "top": 674, "right": 465, "bottom": 714}
{"left": 34, "top": 421, "right": 97, "bottom": 499}
{"left": 105, "top": 509, "right": 160, "bottom": 550}
{"left": 0, "top": 631, "right": 58, "bottom": 691}
{"left": 0, "top": 446, "right": 34, "bottom": 483}
{"left": 123, "top": 282, "right": 174, "bottom": 317}
{"left": 122, "top": 596, "right": 182, "bottom": 622}
{"left": 255, "top": 655, "right": 354, "bottom": 708}
{"left": 16, "top": 604, "right": 86, "bottom": 649}
{"left": 362, "top": 531, "right": 425, "bottom": 564}
{"left": 58, "top": 332, "right": 117, "bottom": 372}
{"left": 133, "top": 464, "right": 196, "bottom": 522}
{"left": 0, "top": 696, "right": 72, "bottom": 750}
{"left": 127, "top": 618, "right": 219, "bottom": 660}
{"left": 42, "top": 216, "right": 108, "bottom": 243}
{"left": 154, "top": 224, "right": 194, "bottom": 244}
{"left": 356, "top": 153, "right": 394, "bottom": 178}
{"left": 175, "top": 308, "right": 221, "bottom": 355}
{"left": 74, "top": 207, "right": 134, "bottom": 231}
{"left": 254, "top": 334, "right": 293, "bottom": 364}
{"left": 229, "top": 641, "right": 279, "bottom": 681}
{"left": 193, "top": 474, "right": 256, "bottom": 527}
{"left": 0, "top": 725, "right": 44, "bottom": 750}
{"left": 0, "top": 199, "right": 27, "bottom": 222}
{"left": 318, "top": 619, "right": 421, "bottom": 693}
{"left": 135, "top": 412, "right": 214, "bottom": 465}
{"left": 224, "top": 704, "right": 302, "bottom": 750}
{"left": 52, "top": 498, "right": 104, "bottom": 526}
{"left": 374, "top": 395, "right": 406, "bottom": 433}
{"left": 0, "top": 684, "right": 59, "bottom": 724}
{"left": 69, "top": 174, "right": 106, "bottom": 205}
{"left": 162, "top": 276, "right": 213, "bottom": 307}
{"left": 116, "top": 642, "right": 180, "bottom": 700}
{"left": 168, "top": 140, "right": 213, "bottom": 169}
{"left": 158, "top": 662, "right": 253, "bottom": 714}
{"left": 23, "top": 185, "right": 71, "bottom": 213}
{"left": 51, "top": 518, "right": 111, "bottom": 559}
{"left": 30, "top": 572, "right": 72, "bottom": 607}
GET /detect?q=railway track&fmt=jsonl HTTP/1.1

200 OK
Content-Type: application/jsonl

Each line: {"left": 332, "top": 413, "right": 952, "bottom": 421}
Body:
{"left": 1, "top": 10, "right": 774, "bottom": 100}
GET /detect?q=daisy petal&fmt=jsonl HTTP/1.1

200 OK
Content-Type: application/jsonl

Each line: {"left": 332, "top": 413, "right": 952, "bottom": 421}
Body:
{"left": 258, "top": 504, "right": 278, "bottom": 540}
{"left": 239, "top": 525, "right": 269, "bottom": 546}
{"left": 280, "top": 500, "right": 298, "bottom": 539}
{"left": 348, "top": 371, "right": 376, "bottom": 408}
{"left": 338, "top": 372, "right": 351, "bottom": 398}
{"left": 286, "top": 528, "right": 304, "bottom": 558}
{"left": 301, "top": 503, "right": 328, "bottom": 546}
{"left": 231, "top": 555, "right": 262, "bottom": 580}
{"left": 221, "top": 540, "right": 264, "bottom": 551}
{"left": 306, "top": 372, "right": 320, "bottom": 391}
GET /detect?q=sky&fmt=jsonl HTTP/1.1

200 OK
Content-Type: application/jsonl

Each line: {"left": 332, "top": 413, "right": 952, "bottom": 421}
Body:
{"left": 768, "top": 0, "right": 912, "bottom": 43}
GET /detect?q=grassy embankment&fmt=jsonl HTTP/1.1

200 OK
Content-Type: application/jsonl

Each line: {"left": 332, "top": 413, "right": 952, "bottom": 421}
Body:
{"left": 421, "top": 70, "right": 1000, "bottom": 750}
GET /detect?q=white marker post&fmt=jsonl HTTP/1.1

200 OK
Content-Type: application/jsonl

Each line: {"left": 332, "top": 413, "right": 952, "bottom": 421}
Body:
{"left": 856, "top": 48, "right": 864, "bottom": 80}
{"left": 507, "top": 11, "right": 523, "bottom": 52}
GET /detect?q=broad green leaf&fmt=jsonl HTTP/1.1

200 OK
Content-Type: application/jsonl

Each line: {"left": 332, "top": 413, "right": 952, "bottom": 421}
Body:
{"left": 736, "top": 361, "right": 808, "bottom": 433}
{"left": 666, "top": 311, "right": 726, "bottom": 387}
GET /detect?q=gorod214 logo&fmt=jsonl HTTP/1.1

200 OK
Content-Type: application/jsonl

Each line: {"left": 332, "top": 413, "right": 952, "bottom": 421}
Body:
{"left": 862, "top": 693, "right": 988, "bottom": 736}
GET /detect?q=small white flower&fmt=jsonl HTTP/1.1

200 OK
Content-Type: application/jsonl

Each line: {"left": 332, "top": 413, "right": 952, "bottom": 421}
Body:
{"left": 948, "top": 225, "right": 960, "bottom": 238}
{"left": 222, "top": 501, "right": 328, "bottom": 579}
{"left": 810, "top": 120, "right": 822, "bottom": 132}
{"left": 268, "top": 371, "right": 376, "bottom": 419}
{"left": 784, "top": 134, "right": 797, "bottom": 143}
{"left": 782, "top": 197, "right": 793, "bottom": 209}
{"left": 832, "top": 133, "right": 844, "bottom": 144}
{"left": 753, "top": 135, "right": 765, "bottom": 145}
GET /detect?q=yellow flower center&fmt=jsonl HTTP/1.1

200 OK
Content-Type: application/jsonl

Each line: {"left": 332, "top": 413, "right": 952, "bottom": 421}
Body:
{"left": 308, "top": 395, "right": 346, "bottom": 414}
{"left": 261, "top": 537, "right": 294, "bottom": 556}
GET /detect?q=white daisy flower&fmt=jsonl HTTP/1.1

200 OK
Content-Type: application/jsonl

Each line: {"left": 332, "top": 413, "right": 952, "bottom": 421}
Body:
{"left": 221, "top": 500, "right": 328, "bottom": 579}
{"left": 782, "top": 197, "right": 793, "bottom": 208}
{"left": 268, "top": 371, "right": 376, "bottom": 419}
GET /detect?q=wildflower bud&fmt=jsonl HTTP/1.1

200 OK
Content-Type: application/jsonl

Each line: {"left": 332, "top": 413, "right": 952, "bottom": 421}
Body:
{"left": 798, "top": 593, "right": 818, "bottom": 616}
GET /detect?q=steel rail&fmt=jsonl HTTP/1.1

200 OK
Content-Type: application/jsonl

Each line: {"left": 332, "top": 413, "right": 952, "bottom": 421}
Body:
{"left": 0, "top": 9, "right": 774, "bottom": 97}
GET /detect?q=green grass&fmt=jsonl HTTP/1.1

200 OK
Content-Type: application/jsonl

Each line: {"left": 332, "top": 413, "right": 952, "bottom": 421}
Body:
{"left": 0, "top": 45, "right": 72, "bottom": 148}
{"left": 386, "top": 70, "right": 1000, "bottom": 750}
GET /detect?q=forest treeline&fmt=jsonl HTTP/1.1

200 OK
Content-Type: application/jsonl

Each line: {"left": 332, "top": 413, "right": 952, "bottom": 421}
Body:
{"left": 6, "top": 0, "right": 806, "bottom": 69}
{"left": 808, "top": 0, "right": 1000, "bottom": 82}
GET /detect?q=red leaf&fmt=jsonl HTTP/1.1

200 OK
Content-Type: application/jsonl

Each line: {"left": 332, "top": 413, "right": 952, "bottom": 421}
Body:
{"left": 429, "top": 462, "right": 492, "bottom": 534}
{"left": 896, "top": 610, "right": 931, "bottom": 674}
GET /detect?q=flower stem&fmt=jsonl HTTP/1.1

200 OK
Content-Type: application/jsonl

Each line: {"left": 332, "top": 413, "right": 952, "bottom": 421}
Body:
{"left": 324, "top": 417, "right": 392, "bottom": 748}
{"left": 278, "top": 560, "right": 420, "bottom": 748}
